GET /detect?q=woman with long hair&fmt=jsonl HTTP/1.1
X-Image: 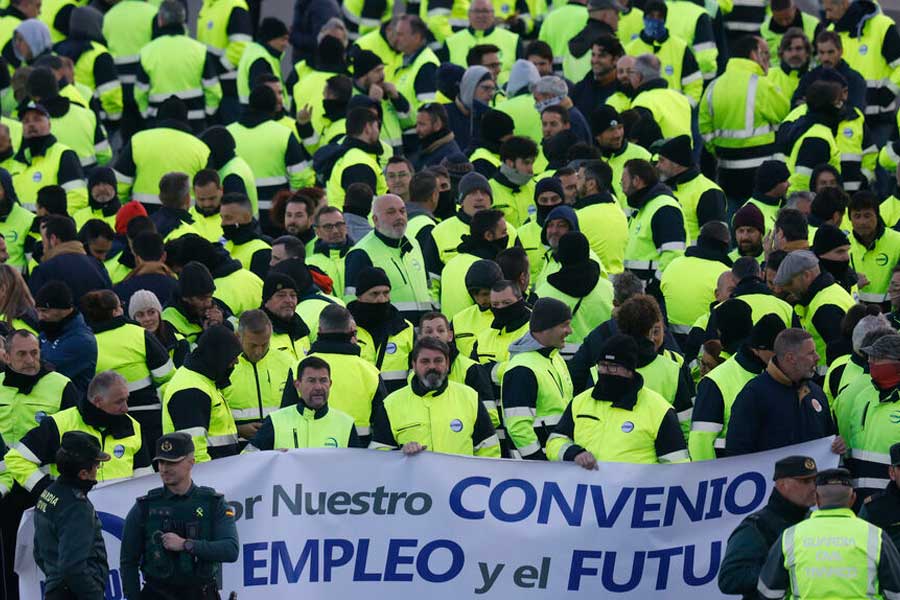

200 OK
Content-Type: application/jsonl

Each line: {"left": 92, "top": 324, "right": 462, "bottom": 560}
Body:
{"left": 0, "top": 264, "right": 38, "bottom": 332}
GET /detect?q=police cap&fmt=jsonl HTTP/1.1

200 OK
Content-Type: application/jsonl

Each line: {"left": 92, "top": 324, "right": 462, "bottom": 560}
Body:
{"left": 154, "top": 432, "right": 194, "bottom": 463}
{"left": 772, "top": 455, "right": 817, "bottom": 481}
{"left": 815, "top": 467, "right": 853, "bottom": 487}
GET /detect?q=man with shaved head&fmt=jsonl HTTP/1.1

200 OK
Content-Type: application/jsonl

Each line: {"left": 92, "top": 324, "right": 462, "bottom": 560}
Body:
{"left": 344, "top": 194, "right": 436, "bottom": 321}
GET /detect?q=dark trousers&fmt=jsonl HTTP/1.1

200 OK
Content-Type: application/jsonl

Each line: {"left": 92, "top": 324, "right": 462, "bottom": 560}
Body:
{"left": 1, "top": 487, "right": 36, "bottom": 600}
{"left": 142, "top": 581, "right": 220, "bottom": 600}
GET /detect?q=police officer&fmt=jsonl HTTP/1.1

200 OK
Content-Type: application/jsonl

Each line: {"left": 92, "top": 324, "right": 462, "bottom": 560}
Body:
{"left": 162, "top": 326, "right": 242, "bottom": 462}
{"left": 244, "top": 356, "right": 363, "bottom": 451}
{"left": 718, "top": 455, "right": 817, "bottom": 599}
{"left": 546, "top": 333, "right": 690, "bottom": 465}
{"left": 6, "top": 370, "right": 152, "bottom": 495}
{"left": 222, "top": 310, "right": 293, "bottom": 445}
{"left": 370, "top": 337, "right": 500, "bottom": 457}
{"left": 502, "top": 297, "right": 574, "bottom": 460}
{"left": 33, "top": 431, "right": 110, "bottom": 600}
{"left": 120, "top": 432, "right": 239, "bottom": 600}
{"left": 861, "top": 442, "right": 900, "bottom": 550}
{"left": 347, "top": 267, "right": 415, "bottom": 394}
{"left": 758, "top": 467, "right": 900, "bottom": 599}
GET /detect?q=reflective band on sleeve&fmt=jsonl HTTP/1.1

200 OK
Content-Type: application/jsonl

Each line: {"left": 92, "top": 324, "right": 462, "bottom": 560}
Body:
{"left": 690, "top": 421, "right": 723, "bottom": 433}
{"left": 356, "top": 425, "right": 371, "bottom": 436}
{"left": 13, "top": 442, "right": 41, "bottom": 464}
{"left": 474, "top": 434, "right": 499, "bottom": 451}
{"left": 658, "top": 449, "right": 690, "bottom": 463}
{"left": 504, "top": 406, "right": 537, "bottom": 418}
{"left": 516, "top": 440, "right": 542, "bottom": 456}
{"left": 126, "top": 376, "right": 153, "bottom": 392}
{"left": 207, "top": 433, "right": 239, "bottom": 446}
{"left": 151, "top": 360, "right": 174, "bottom": 378}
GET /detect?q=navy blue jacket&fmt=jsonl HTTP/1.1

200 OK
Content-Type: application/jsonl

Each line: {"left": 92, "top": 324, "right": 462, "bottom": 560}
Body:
{"left": 725, "top": 360, "right": 835, "bottom": 456}
{"left": 113, "top": 273, "right": 179, "bottom": 312}
{"left": 28, "top": 248, "right": 112, "bottom": 302}
{"left": 39, "top": 312, "right": 97, "bottom": 396}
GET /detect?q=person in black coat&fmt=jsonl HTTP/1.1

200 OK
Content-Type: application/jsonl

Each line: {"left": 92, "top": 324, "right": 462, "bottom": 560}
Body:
{"left": 28, "top": 215, "right": 111, "bottom": 302}
{"left": 725, "top": 327, "right": 846, "bottom": 456}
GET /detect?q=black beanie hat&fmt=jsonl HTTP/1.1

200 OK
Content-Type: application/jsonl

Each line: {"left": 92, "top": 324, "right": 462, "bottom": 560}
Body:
{"left": 88, "top": 166, "right": 117, "bottom": 191}
{"left": 749, "top": 313, "right": 786, "bottom": 351}
{"left": 812, "top": 224, "right": 850, "bottom": 256}
{"left": 530, "top": 297, "right": 572, "bottom": 332}
{"left": 598, "top": 333, "right": 638, "bottom": 371}
{"left": 257, "top": 17, "right": 288, "bottom": 43}
{"left": 178, "top": 261, "right": 216, "bottom": 298}
{"left": 754, "top": 160, "right": 790, "bottom": 196}
{"left": 481, "top": 109, "right": 514, "bottom": 144}
{"left": 356, "top": 266, "right": 391, "bottom": 296}
{"left": 465, "top": 259, "right": 503, "bottom": 290}
{"left": 556, "top": 231, "right": 590, "bottom": 267}
{"left": 353, "top": 49, "right": 383, "bottom": 77}
{"left": 249, "top": 85, "right": 277, "bottom": 113}
{"left": 262, "top": 272, "right": 298, "bottom": 304}
{"left": 35, "top": 280, "right": 73, "bottom": 309}
{"left": 590, "top": 104, "right": 621, "bottom": 136}
{"left": 37, "top": 186, "right": 68, "bottom": 215}
{"left": 656, "top": 135, "right": 693, "bottom": 167}
{"left": 534, "top": 176, "right": 564, "bottom": 203}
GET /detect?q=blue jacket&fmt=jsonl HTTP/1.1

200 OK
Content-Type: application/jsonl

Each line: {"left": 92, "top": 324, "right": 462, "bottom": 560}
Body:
{"left": 725, "top": 359, "right": 835, "bottom": 456}
{"left": 113, "top": 273, "right": 178, "bottom": 312}
{"left": 28, "top": 246, "right": 112, "bottom": 303}
{"left": 39, "top": 312, "right": 97, "bottom": 396}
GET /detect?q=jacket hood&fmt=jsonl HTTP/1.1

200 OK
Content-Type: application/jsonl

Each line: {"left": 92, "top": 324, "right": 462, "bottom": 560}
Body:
{"left": 541, "top": 205, "right": 579, "bottom": 237}
{"left": 69, "top": 6, "right": 103, "bottom": 42}
{"left": 833, "top": 0, "right": 879, "bottom": 37}
{"left": 685, "top": 237, "right": 733, "bottom": 267}
{"left": 506, "top": 59, "right": 540, "bottom": 97}
{"left": 459, "top": 66, "right": 491, "bottom": 110}
{"left": 0, "top": 166, "right": 19, "bottom": 215}
{"left": 508, "top": 331, "right": 547, "bottom": 356}
{"left": 15, "top": 19, "right": 51, "bottom": 59}
{"left": 547, "top": 258, "right": 601, "bottom": 297}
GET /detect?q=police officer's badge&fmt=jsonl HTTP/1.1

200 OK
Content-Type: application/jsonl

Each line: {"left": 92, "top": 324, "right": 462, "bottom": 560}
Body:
{"left": 804, "top": 458, "right": 816, "bottom": 470}
{"left": 196, "top": 507, "right": 204, "bottom": 517}
{"left": 160, "top": 440, "right": 173, "bottom": 452}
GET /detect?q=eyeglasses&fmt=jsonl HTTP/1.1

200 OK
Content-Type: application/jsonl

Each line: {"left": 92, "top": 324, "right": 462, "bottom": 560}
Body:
{"left": 318, "top": 222, "right": 346, "bottom": 231}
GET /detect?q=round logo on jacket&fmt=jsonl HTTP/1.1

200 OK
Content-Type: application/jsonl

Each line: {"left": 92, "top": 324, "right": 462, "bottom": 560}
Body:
{"left": 621, "top": 421, "right": 634, "bottom": 433}
{"left": 877, "top": 252, "right": 889, "bottom": 266}
{"left": 324, "top": 437, "right": 338, "bottom": 448}
{"left": 665, "top": 65, "right": 674, "bottom": 76}
{"left": 32, "top": 172, "right": 42, "bottom": 183}
{"left": 859, "top": 44, "right": 868, "bottom": 55}
{"left": 386, "top": 342, "right": 397, "bottom": 354}
{"left": 113, "top": 444, "right": 125, "bottom": 458}
{"left": 450, "top": 419, "right": 463, "bottom": 432}
{"left": 843, "top": 127, "right": 854, "bottom": 138}
{"left": 34, "top": 410, "right": 46, "bottom": 423}
{"left": 206, "top": 20, "right": 214, "bottom": 29}
{"left": 811, "top": 398, "right": 822, "bottom": 413}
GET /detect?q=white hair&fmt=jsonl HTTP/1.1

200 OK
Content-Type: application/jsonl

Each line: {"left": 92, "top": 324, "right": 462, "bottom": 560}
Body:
{"left": 532, "top": 75, "right": 567, "bottom": 98}
{"left": 633, "top": 54, "right": 661, "bottom": 83}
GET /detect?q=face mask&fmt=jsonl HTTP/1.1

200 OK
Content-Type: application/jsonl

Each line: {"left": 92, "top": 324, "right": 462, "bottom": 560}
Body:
{"left": 353, "top": 301, "right": 392, "bottom": 326}
{"left": 499, "top": 163, "right": 532, "bottom": 186}
{"left": 216, "top": 364, "right": 236, "bottom": 388}
{"left": 535, "top": 203, "right": 559, "bottom": 226}
{"left": 322, "top": 98, "right": 347, "bottom": 122}
{"left": 39, "top": 318, "right": 65, "bottom": 337}
{"left": 871, "top": 361, "right": 900, "bottom": 391}
{"left": 221, "top": 222, "right": 251, "bottom": 241}
{"left": 594, "top": 373, "right": 634, "bottom": 399}
{"left": 491, "top": 299, "right": 529, "bottom": 328}
{"left": 643, "top": 17, "right": 667, "bottom": 40}
{"left": 534, "top": 96, "right": 562, "bottom": 112}
{"left": 819, "top": 258, "right": 850, "bottom": 281}
{"left": 489, "top": 235, "right": 509, "bottom": 254}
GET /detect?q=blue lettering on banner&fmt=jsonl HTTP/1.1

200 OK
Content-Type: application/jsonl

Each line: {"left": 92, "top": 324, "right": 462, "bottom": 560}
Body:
{"left": 448, "top": 475, "right": 767, "bottom": 527}
{"left": 243, "top": 538, "right": 465, "bottom": 585}
{"left": 567, "top": 542, "right": 721, "bottom": 591}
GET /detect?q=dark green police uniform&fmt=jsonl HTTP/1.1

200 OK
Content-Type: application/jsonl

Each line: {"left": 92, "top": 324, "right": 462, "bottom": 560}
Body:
{"left": 120, "top": 433, "right": 239, "bottom": 600}
{"left": 717, "top": 455, "right": 816, "bottom": 599}
{"left": 32, "top": 431, "right": 110, "bottom": 600}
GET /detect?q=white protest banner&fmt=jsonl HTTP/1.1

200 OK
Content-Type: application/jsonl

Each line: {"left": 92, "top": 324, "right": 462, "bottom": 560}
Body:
{"left": 17, "top": 438, "right": 837, "bottom": 599}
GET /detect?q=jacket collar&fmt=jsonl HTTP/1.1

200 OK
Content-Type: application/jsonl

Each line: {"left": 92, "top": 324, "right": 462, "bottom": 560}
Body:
{"left": 309, "top": 333, "right": 361, "bottom": 356}
{"left": 410, "top": 373, "right": 449, "bottom": 397}
{"left": 591, "top": 372, "right": 644, "bottom": 410}
{"left": 735, "top": 344, "right": 768, "bottom": 374}
{"left": 296, "top": 401, "right": 330, "bottom": 419}
{"left": 797, "top": 271, "right": 837, "bottom": 306}
{"left": 2, "top": 363, "right": 54, "bottom": 394}
{"left": 264, "top": 306, "right": 310, "bottom": 340}
{"left": 766, "top": 488, "right": 811, "bottom": 522}
{"left": 573, "top": 191, "right": 616, "bottom": 209}
{"left": 77, "top": 395, "right": 136, "bottom": 438}
{"left": 313, "top": 237, "right": 353, "bottom": 257}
